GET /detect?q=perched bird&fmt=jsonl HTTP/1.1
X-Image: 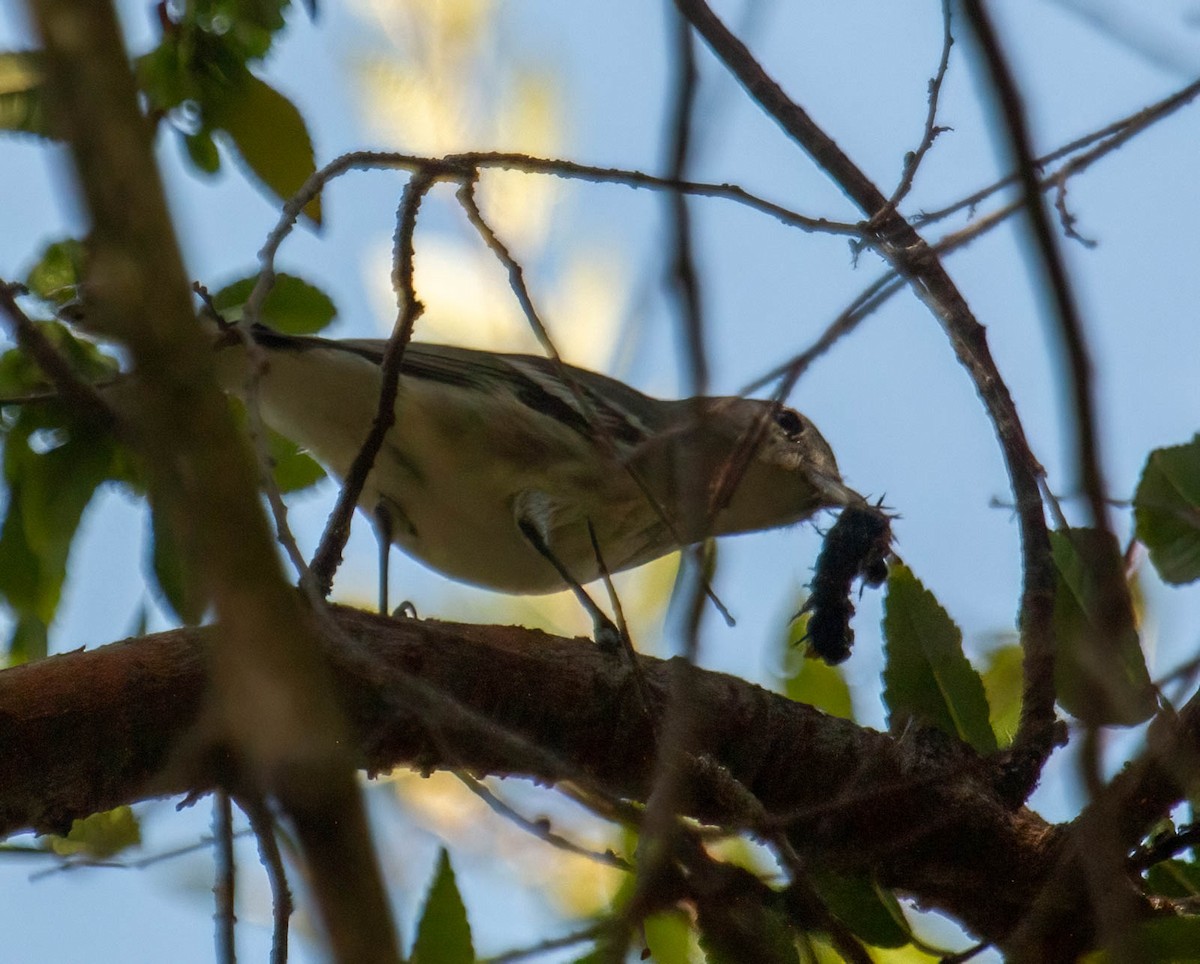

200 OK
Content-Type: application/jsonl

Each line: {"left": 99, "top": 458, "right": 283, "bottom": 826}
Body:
{"left": 214, "top": 325, "right": 854, "bottom": 617}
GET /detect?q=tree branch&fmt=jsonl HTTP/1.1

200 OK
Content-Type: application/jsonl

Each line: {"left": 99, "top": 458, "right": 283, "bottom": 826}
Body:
{"left": 673, "top": 0, "right": 1057, "bottom": 803}
{"left": 26, "top": 0, "right": 399, "bottom": 958}
{"left": 0, "top": 608, "right": 1122, "bottom": 956}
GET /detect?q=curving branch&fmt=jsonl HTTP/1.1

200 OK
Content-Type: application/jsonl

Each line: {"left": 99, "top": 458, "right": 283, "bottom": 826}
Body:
{"left": 672, "top": 0, "right": 1057, "bottom": 802}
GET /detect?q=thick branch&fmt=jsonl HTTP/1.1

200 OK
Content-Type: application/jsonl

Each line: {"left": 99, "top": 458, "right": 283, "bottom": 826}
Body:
{"left": 0, "top": 609, "right": 1106, "bottom": 955}
{"left": 26, "top": 0, "right": 397, "bottom": 958}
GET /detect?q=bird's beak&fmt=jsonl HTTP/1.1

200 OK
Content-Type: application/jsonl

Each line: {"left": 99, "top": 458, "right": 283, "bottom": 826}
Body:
{"left": 813, "top": 472, "right": 864, "bottom": 508}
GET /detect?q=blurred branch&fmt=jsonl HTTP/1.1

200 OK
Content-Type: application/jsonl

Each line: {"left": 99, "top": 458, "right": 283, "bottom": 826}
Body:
{"left": 672, "top": 0, "right": 1056, "bottom": 802}
{"left": 957, "top": 7, "right": 1131, "bottom": 956}
{"left": 958, "top": 1, "right": 1109, "bottom": 537}
{"left": 665, "top": 11, "right": 709, "bottom": 396}
{"left": 0, "top": 607, "right": 1133, "bottom": 956}
{"left": 25, "top": 0, "right": 399, "bottom": 960}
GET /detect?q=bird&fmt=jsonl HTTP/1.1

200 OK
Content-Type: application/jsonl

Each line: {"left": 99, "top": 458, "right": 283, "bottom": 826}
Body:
{"left": 213, "top": 324, "right": 854, "bottom": 631}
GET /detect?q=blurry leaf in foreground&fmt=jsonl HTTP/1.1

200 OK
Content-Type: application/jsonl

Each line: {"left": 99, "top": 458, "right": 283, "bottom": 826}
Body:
{"left": 1134, "top": 435, "right": 1200, "bottom": 586}
{"left": 1129, "top": 915, "right": 1200, "bottom": 963}
{"left": 1051, "top": 528, "right": 1155, "bottom": 726}
{"left": 0, "top": 409, "right": 121, "bottom": 661}
{"left": 882, "top": 565, "right": 997, "bottom": 753}
{"left": 0, "top": 51, "right": 52, "bottom": 137}
{"left": 211, "top": 74, "right": 321, "bottom": 224}
{"left": 24, "top": 238, "right": 86, "bottom": 306}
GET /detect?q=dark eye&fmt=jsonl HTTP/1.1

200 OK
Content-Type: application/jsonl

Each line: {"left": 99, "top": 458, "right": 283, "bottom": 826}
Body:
{"left": 773, "top": 408, "right": 805, "bottom": 438}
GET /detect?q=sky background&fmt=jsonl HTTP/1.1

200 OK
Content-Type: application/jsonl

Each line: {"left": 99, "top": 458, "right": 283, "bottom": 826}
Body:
{"left": 1, "top": 0, "right": 1200, "bottom": 960}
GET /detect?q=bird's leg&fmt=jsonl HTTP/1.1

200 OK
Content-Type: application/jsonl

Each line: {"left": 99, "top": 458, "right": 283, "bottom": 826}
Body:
{"left": 372, "top": 501, "right": 393, "bottom": 616}
{"left": 516, "top": 517, "right": 622, "bottom": 654}
{"left": 586, "top": 520, "right": 655, "bottom": 720}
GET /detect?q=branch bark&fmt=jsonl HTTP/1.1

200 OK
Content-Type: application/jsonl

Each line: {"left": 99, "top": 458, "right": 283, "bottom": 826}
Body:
{"left": 0, "top": 608, "right": 1124, "bottom": 958}
{"left": 26, "top": 0, "right": 398, "bottom": 958}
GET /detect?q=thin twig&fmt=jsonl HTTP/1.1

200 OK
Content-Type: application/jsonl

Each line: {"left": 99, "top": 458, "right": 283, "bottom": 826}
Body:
{"left": 245, "top": 151, "right": 859, "bottom": 325}
{"left": 456, "top": 773, "right": 632, "bottom": 871}
{"left": 1128, "top": 823, "right": 1200, "bottom": 872}
{"left": 213, "top": 790, "right": 237, "bottom": 964}
{"left": 750, "top": 76, "right": 1200, "bottom": 398}
{"left": 915, "top": 74, "right": 1200, "bottom": 227}
{"left": 479, "top": 923, "right": 607, "bottom": 964}
{"left": 239, "top": 796, "right": 293, "bottom": 964}
{"left": 308, "top": 171, "right": 434, "bottom": 593}
{"left": 674, "top": 0, "right": 1057, "bottom": 798}
{"left": 885, "top": 0, "right": 955, "bottom": 210}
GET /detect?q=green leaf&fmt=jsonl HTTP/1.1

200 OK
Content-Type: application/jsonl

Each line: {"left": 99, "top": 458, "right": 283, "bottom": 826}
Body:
{"left": 0, "top": 408, "right": 120, "bottom": 659}
{"left": 643, "top": 910, "right": 695, "bottom": 964}
{"left": 1129, "top": 915, "right": 1200, "bottom": 963}
{"left": 211, "top": 74, "right": 321, "bottom": 223}
{"left": 268, "top": 429, "right": 326, "bottom": 493}
{"left": 1146, "top": 859, "right": 1200, "bottom": 898}
{"left": 211, "top": 272, "right": 336, "bottom": 335}
{"left": 48, "top": 806, "right": 141, "bottom": 858}
{"left": 412, "top": 849, "right": 474, "bottom": 964}
{"left": 1135, "top": 435, "right": 1200, "bottom": 585}
{"left": 6, "top": 613, "right": 48, "bottom": 665}
{"left": 0, "top": 51, "right": 53, "bottom": 137}
{"left": 149, "top": 498, "right": 206, "bottom": 626}
{"left": 696, "top": 889, "right": 798, "bottom": 964}
{"left": 980, "top": 642, "right": 1023, "bottom": 749}
{"left": 184, "top": 129, "right": 222, "bottom": 174}
{"left": 1051, "top": 528, "right": 1155, "bottom": 726}
{"left": 809, "top": 869, "right": 911, "bottom": 949}
{"left": 24, "top": 239, "right": 86, "bottom": 306}
{"left": 782, "top": 613, "right": 854, "bottom": 720}
{"left": 882, "top": 564, "right": 997, "bottom": 753}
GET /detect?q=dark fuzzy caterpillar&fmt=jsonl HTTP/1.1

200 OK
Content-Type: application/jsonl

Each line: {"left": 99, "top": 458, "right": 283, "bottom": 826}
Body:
{"left": 799, "top": 503, "right": 893, "bottom": 665}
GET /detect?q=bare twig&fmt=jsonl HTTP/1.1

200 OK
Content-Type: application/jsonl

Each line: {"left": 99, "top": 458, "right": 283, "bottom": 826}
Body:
{"left": 239, "top": 796, "right": 293, "bottom": 964}
{"left": 456, "top": 773, "right": 632, "bottom": 871}
{"left": 213, "top": 791, "right": 237, "bottom": 964}
{"left": 915, "top": 75, "right": 1200, "bottom": 227}
{"left": 674, "top": 0, "right": 1056, "bottom": 797}
{"left": 886, "top": 0, "right": 955, "bottom": 210}
{"left": 751, "top": 76, "right": 1200, "bottom": 399}
{"left": 245, "top": 151, "right": 858, "bottom": 322}
{"left": 308, "top": 171, "right": 434, "bottom": 594}
{"left": 480, "top": 923, "right": 607, "bottom": 964}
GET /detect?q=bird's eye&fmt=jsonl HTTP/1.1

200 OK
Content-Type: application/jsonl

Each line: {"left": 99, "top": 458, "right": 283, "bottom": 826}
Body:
{"left": 773, "top": 408, "right": 805, "bottom": 438}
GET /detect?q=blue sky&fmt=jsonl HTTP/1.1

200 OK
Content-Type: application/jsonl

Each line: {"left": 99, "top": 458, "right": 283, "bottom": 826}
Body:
{"left": 2, "top": 0, "right": 1200, "bottom": 960}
